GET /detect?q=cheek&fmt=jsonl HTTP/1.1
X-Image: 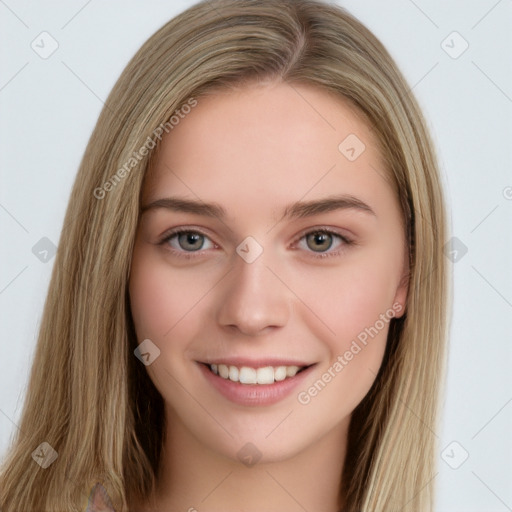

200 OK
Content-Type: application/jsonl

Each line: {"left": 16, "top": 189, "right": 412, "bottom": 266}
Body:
{"left": 129, "top": 247, "right": 205, "bottom": 344}
{"left": 293, "top": 280, "right": 392, "bottom": 419}
{"left": 291, "top": 253, "right": 400, "bottom": 347}
{"left": 289, "top": 251, "right": 400, "bottom": 407}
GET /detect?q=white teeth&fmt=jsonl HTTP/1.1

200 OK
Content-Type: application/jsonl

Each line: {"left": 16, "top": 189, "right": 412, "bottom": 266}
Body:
{"left": 218, "top": 364, "right": 229, "bottom": 379}
{"left": 274, "top": 366, "right": 287, "bottom": 381}
{"left": 239, "top": 367, "right": 257, "bottom": 384}
{"left": 211, "top": 363, "right": 306, "bottom": 384}
{"left": 256, "top": 366, "right": 274, "bottom": 385}
{"left": 228, "top": 365, "right": 239, "bottom": 381}
{"left": 286, "top": 365, "right": 300, "bottom": 377}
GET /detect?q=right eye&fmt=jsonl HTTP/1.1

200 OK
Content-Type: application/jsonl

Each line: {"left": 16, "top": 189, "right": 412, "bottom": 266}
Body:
{"left": 158, "top": 228, "right": 217, "bottom": 259}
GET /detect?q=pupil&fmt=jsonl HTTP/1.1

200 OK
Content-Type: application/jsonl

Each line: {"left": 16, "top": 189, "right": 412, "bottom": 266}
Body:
{"left": 180, "top": 232, "right": 202, "bottom": 251}
{"left": 309, "top": 232, "right": 332, "bottom": 252}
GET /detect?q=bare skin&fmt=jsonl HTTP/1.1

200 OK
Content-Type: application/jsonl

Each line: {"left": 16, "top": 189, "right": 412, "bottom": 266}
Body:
{"left": 128, "top": 81, "right": 409, "bottom": 512}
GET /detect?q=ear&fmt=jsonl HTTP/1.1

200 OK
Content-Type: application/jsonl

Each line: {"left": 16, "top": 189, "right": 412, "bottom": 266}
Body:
{"left": 392, "top": 245, "right": 410, "bottom": 319}
{"left": 85, "top": 483, "right": 116, "bottom": 512}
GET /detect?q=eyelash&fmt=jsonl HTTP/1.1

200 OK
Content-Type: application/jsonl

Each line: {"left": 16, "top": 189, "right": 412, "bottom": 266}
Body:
{"left": 158, "top": 227, "right": 354, "bottom": 261}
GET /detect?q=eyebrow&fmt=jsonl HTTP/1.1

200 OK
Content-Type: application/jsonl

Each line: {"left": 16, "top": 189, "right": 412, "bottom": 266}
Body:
{"left": 141, "top": 194, "right": 376, "bottom": 220}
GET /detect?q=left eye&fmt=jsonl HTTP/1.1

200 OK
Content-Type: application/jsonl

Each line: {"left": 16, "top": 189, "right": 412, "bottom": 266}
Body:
{"left": 298, "top": 230, "right": 343, "bottom": 253}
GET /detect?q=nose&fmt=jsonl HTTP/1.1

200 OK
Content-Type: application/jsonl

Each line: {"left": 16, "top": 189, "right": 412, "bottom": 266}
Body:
{"left": 216, "top": 246, "right": 291, "bottom": 337}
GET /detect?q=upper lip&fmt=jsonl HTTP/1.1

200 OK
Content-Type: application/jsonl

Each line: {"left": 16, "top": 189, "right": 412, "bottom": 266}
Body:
{"left": 199, "top": 358, "right": 316, "bottom": 368}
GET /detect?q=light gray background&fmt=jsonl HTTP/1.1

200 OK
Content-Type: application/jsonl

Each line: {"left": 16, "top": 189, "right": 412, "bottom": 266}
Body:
{"left": 1, "top": 1, "right": 511, "bottom": 510}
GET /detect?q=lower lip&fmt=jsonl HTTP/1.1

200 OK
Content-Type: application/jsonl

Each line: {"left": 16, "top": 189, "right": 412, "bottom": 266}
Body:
{"left": 198, "top": 362, "right": 316, "bottom": 407}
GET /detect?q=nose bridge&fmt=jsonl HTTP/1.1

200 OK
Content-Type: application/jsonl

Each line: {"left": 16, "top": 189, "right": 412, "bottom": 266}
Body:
{"left": 216, "top": 236, "right": 289, "bottom": 335}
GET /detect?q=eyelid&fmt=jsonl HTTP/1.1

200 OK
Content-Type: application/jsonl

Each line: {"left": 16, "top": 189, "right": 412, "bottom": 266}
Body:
{"left": 291, "top": 225, "right": 352, "bottom": 246}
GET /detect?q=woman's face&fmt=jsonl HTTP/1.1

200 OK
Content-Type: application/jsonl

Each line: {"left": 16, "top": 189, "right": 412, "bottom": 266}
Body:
{"left": 129, "top": 81, "right": 408, "bottom": 464}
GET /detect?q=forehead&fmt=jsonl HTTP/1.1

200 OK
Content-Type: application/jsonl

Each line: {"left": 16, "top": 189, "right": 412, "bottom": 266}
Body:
{"left": 143, "top": 82, "right": 394, "bottom": 219}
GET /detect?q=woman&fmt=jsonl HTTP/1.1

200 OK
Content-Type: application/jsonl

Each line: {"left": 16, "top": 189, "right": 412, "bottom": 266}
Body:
{"left": 0, "top": 0, "right": 449, "bottom": 510}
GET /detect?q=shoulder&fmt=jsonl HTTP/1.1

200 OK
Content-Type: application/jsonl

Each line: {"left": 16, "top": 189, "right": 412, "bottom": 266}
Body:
{"left": 85, "top": 483, "right": 116, "bottom": 512}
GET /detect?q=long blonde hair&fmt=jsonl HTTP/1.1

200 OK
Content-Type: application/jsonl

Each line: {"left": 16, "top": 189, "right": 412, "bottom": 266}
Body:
{"left": 0, "top": 1, "right": 449, "bottom": 510}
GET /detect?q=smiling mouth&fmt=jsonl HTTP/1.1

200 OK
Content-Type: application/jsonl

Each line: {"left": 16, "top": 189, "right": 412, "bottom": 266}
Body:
{"left": 201, "top": 362, "right": 313, "bottom": 385}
